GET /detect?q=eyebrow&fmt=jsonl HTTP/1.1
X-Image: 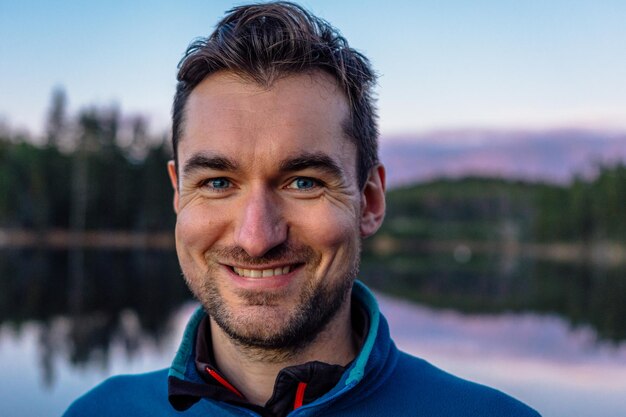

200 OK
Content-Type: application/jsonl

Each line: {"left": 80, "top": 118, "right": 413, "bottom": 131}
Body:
{"left": 182, "top": 153, "right": 238, "bottom": 176}
{"left": 279, "top": 152, "right": 344, "bottom": 179}
{"left": 181, "top": 151, "right": 345, "bottom": 179}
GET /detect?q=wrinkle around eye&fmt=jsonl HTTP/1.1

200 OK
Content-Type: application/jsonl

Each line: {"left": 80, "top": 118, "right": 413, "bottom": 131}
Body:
{"left": 286, "top": 177, "right": 321, "bottom": 191}
{"left": 179, "top": 176, "right": 237, "bottom": 200}
{"left": 200, "top": 177, "right": 232, "bottom": 191}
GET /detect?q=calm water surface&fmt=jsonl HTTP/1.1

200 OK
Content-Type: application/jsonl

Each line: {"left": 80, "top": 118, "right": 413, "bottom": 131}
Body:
{"left": 0, "top": 248, "right": 624, "bottom": 417}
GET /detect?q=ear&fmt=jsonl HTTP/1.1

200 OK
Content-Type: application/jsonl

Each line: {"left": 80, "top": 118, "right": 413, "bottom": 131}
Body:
{"left": 360, "top": 164, "right": 386, "bottom": 238}
{"left": 167, "top": 160, "right": 180, "bottom": 214}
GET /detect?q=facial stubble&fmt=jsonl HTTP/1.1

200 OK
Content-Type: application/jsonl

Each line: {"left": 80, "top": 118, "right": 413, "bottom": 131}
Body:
{"left": 185, "top": 241, "right": 360, "bottom": 362}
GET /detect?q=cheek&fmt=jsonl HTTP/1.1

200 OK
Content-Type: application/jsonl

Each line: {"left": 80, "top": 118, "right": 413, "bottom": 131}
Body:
{"left": 296, "top": 202, "right": 360, "bottom": 253}
{"left": 175, "top": 204, "right": 226, "bottom": 263}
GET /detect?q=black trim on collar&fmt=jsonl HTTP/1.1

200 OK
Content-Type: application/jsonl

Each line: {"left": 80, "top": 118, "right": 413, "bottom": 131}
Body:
{"left": 168, "top": 301, "right": 369, "bottom": 417}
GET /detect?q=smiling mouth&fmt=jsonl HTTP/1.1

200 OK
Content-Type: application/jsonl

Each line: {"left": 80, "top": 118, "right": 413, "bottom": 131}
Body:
{"left": 231, "top": 265, "right": 294, "bottom": 278}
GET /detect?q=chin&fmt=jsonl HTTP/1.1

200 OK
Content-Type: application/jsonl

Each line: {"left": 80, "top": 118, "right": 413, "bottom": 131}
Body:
{"left": 199, "top": 272, "right": 353, "bottom": 352}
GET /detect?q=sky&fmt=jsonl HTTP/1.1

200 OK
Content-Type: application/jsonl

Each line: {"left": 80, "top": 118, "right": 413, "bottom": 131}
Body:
{"left": 1, "top": 0, "right": 626, "bottom": 139}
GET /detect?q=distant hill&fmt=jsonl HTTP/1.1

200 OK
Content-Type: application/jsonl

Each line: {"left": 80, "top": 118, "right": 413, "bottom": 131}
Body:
{"left": 373, "top": 167, "right": 626, "bottom": 246}
{"left": 380, "top": 128, "right": 626, "bottom": 187}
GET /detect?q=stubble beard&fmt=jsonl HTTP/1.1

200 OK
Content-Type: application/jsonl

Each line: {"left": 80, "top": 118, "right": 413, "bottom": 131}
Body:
{"left": 185, "top": 241, "right": 360, "bottom": 362}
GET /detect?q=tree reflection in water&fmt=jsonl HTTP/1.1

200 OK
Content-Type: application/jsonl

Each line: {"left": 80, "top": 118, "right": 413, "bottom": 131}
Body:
{"left": 0, "top": 246, "right": 625, "bottom": 388}
{"left": 0, "top": 248, "right": 191, "bottom": 387}
{"left": 360, "top": 247, "right": 626, "bottom": 343}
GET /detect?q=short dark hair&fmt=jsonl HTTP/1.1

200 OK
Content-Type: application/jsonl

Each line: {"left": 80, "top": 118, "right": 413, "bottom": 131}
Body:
{"left": 172, "top": 1, "right": 378, "bottom": 188}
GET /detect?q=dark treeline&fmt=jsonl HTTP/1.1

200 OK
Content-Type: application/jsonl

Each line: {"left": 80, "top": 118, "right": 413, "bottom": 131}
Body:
{"left": 382, "top": 168, "right": 626, "bottom": 244}
{"left": 1, "top": 88, "right": 625, "bottom": 243}
{"left": 0, "top": 248, "right": 188, "bottom": 384}
{"left": 534, "top": 167, "right": 626, "bottom": 242}
{"left": 360, "top": 251, "right": 626, "bottom": 342}
{"left": 2, "top": 91, "right": 625, "bottom": 380}
{"left": 0, "top": 88, "right": 175, "bottom": 231}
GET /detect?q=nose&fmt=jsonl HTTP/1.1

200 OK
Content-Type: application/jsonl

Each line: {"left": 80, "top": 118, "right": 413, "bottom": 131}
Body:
{"left": 234, "top": 186, "right": 288, "bottom": 257}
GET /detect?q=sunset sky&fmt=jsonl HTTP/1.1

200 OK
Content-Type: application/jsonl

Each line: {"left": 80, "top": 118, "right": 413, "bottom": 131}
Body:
{"left": 1, "top": 0, "right": 625, "bottom": 138}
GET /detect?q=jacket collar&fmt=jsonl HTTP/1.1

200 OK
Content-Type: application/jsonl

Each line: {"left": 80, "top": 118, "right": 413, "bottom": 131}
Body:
{"left": 167, "top": 281, "right": 395, "bottom": 415}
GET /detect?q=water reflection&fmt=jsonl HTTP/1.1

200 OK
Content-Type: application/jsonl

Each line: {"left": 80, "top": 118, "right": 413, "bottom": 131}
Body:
{"left": 0, "top": 248, "right": 190, "bottom": 388}
{"left": 1, "top": 248, "right": 626, "bottom": 417}
{"left": 360, "top": 249, "right": 626, "bottom": 342}
{"left": 0, "top": 304, "right": 197, "bottom": 417}
{"left": 375, "top": 294, "right": 626, "bottom": 417}
{"left": 2, "top": 296, "right": 626, "bottom": 416}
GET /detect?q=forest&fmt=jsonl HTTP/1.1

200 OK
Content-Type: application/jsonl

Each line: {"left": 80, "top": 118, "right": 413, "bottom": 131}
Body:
{"left": 381, "top": 169, "right": 626, "bottom": 244}
{"left": 1, "top": 88, "right": 625, "bottom": 245}
{"left": 0, "top": 88, "right": 175, "bottom": 232}
{"left": 1, "top": 90, "right": 625, "bottom": 353}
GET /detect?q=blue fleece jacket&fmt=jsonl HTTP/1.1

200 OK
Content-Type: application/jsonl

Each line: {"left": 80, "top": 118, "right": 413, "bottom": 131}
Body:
{"left": 63, "top": 282, "right": 541, "bottom": 416}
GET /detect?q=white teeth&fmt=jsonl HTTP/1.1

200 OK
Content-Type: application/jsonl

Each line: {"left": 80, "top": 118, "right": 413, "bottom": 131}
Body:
{"left": 233, "top": 266, "right": 292, "bottom": 278}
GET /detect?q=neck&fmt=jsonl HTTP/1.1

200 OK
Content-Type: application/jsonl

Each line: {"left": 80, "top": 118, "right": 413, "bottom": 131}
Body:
{"left": 210, "top": 299, "right": 358, "bottom": 406}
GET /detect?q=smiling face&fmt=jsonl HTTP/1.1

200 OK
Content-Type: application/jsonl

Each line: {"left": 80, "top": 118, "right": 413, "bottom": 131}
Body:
{"left": 168, "top": 71, "right": 385, "bottom": 352}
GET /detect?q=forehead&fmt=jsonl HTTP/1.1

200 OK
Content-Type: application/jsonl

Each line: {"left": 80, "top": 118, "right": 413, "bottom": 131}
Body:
{"left": 179, "top": 71, "right": 355, "bottom": 168}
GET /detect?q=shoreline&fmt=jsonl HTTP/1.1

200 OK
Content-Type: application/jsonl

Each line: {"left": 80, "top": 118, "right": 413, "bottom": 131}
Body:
{"left": 1, "top": 229, "right": 624, "bottom": 266}
{"left": 369, "top": 235, "right": 626, "bottom": 266}
{"left": 0, "top": 229, "right": 174, "bottom": 249}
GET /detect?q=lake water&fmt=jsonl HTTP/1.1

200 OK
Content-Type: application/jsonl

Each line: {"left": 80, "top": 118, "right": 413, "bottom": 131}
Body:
{"left": 0, "top": 248, "right": 625, "bottom": 416}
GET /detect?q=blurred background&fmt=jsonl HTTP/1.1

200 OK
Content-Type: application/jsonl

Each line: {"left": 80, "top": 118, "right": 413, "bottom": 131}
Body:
{"left": 1, "top": 1, "right": 625, "bottom": 416}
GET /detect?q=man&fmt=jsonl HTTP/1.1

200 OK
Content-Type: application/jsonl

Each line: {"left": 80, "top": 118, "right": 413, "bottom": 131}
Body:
{"left": 64, "top": 2, "right": 540, "bottom": 416}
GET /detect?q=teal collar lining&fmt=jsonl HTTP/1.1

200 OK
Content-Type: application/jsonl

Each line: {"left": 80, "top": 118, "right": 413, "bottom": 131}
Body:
{"left": 345, "top": 281, "right": 380, "bottom": 386}
{"left": 168, "top": 280, "right": 380, "bottom": 386}
{"left": 168, "top": 306, "right": 206, "bottom": 380}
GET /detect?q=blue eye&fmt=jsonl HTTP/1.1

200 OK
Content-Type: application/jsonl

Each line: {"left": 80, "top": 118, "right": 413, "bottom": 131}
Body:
{"left": 205, "top": 178, "right": 231, "bottom": 189}
{"left": 289, "top": 177, "right": 318, "bottom": 190}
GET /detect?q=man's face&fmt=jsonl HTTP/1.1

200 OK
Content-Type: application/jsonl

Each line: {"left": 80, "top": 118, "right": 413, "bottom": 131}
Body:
{"left": 168, "top": 71, "right": 381, "bottom": 351}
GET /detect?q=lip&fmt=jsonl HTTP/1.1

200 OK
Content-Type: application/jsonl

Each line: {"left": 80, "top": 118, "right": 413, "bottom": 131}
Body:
{"left": 221, "top": 262, "right": 304, "bottom": 291}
